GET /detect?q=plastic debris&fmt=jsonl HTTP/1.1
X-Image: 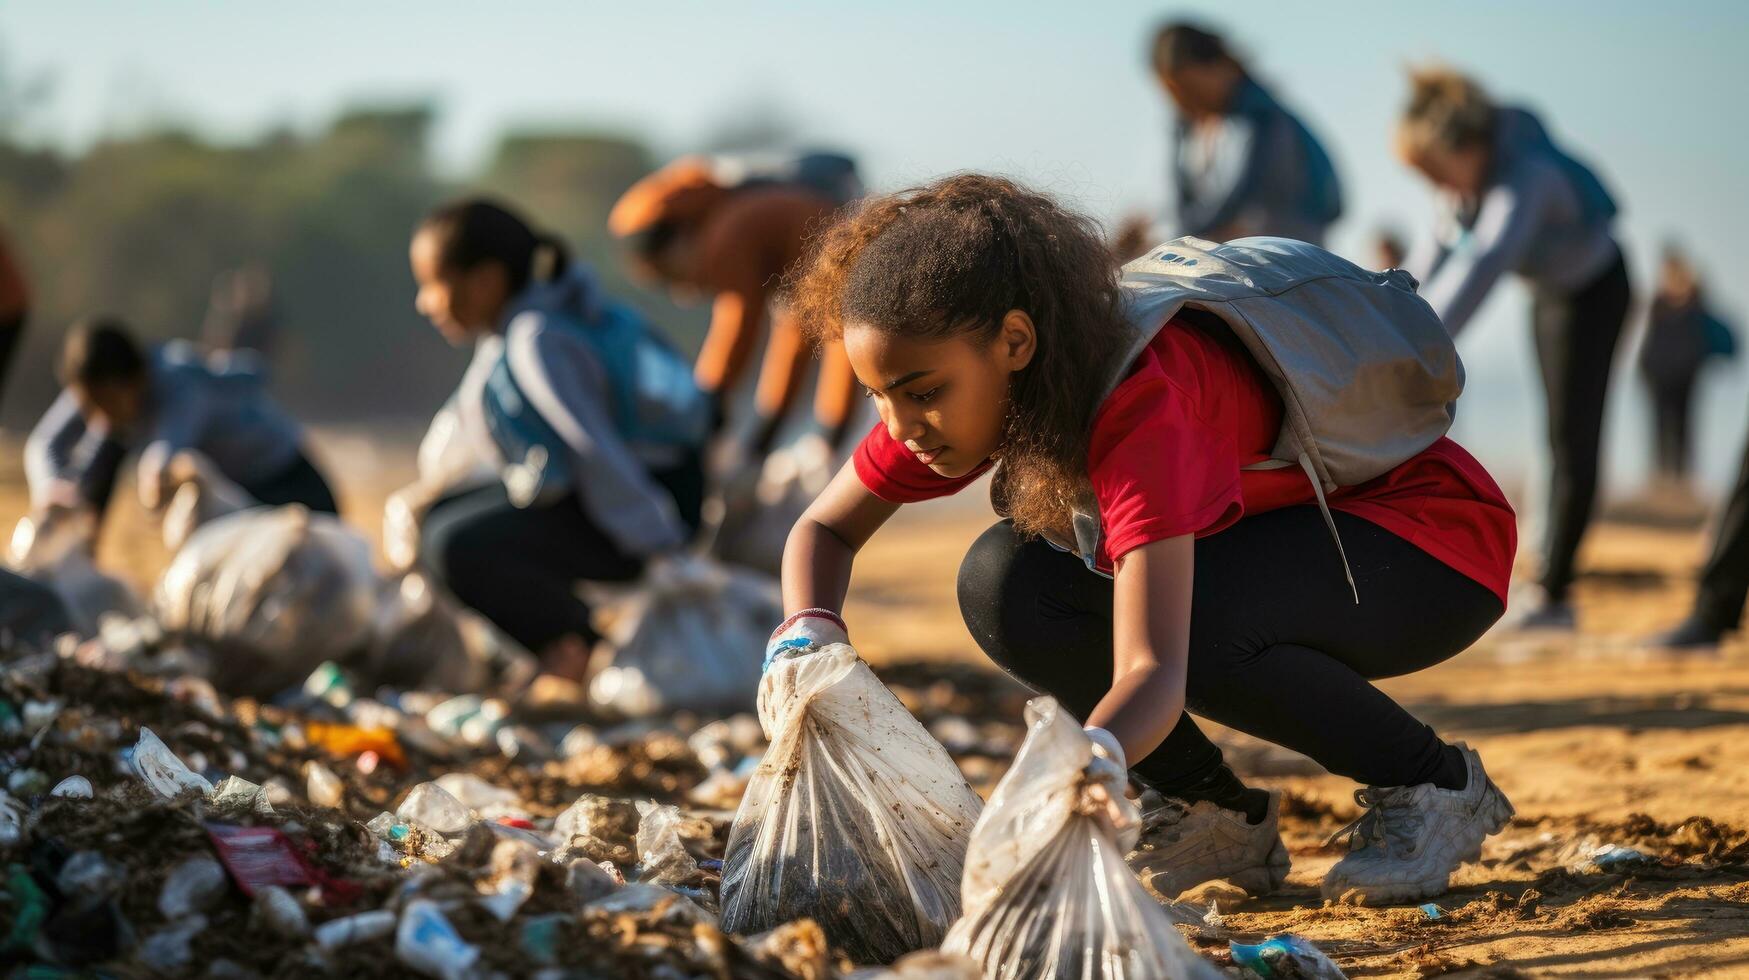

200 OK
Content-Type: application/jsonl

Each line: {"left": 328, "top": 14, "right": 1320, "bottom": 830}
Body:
{"left": 478, "top": 839, "right": 540, "bottom": 922}
{"left": 129, "top": 727, "right": 214, "bottom": 799}
{"left": 1420, "top": 902, "right": 1445, "bottom": 920}
{"left": 313, "top": 909, "right": 397, "bottom": 951}
{"left": 138, "top": 913, "right": 207, "bottom": 973}
{"left": 206, "top": 823, "right": 319, "bottom": 897}
{"left": 1584, "top": 843, "right": 1654, "bottom": 872}
{"left": 1230, "top": 934, "right": 1350, "bottom": 979}
{"left": 304, "top": 761, "right": 344, "bottom": 808}
{"left": 587, "top": 555, "right": 777, "bottom": 718}
{"left": 398, "top": 782, "right": 472, "bottom": 835}
{"left": 210, "top": 775, "right": 274, "bottom": 814}
{"left": 306, "top": 720, "right": 407, "bottom": 770}
{"left": 396, "top": 899, "right": 480, "bottom": 980}
{"left": 55, "top": 851, "right": 119, "bottom": 898}
{"left": 2, "top": 864, "right": 49, "bottom": 953}
{"left": 159, "top": 855, "right": 229, "bottom": 919}
{"left": 722, "top": 643, "right": 983, "bottom": 963}
{"left": 435, "top": 773, "right": 521, "bottom": 816}
{"left": 942, "top": 697, "right": 1223, "bottom": 979}
{"left": 635, "top": 801, "right": 700, "bottom": 885}
{"left": 253, "top": 885, "right": 309, "bottom": 938}
{"left": 48, "top": 775, "right": 92, "bottom": 800}
{"left": 0, "top": 791, "right": 23, "bottom": 847}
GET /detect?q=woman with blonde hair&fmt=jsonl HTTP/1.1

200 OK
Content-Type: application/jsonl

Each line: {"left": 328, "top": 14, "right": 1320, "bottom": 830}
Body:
{"left": 1397, "top": 66, "right": 1630, "bottom": 631}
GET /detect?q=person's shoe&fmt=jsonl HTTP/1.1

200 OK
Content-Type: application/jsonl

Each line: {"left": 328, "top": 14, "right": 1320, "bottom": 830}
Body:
{"left": 1322, "top": 743, "right": 1514, "bottom": 904}
{"left": 1646, "top": 615, "right": 1725, "bottom": 651}
{"left": 1128, "top": 790, "right": 1291, "bottom": 899}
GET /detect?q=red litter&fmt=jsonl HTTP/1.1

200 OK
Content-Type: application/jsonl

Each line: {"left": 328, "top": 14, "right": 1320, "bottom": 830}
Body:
{"left": 206, "top": 822, "right": 359, "bottom": 905}
{"left": 496, "top": 817, "right": 535, "bottom": 830}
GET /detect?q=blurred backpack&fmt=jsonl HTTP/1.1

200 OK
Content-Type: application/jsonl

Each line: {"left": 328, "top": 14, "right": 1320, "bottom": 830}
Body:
{"left": 1056, "top": 236, "right": 1463, "bottom": 600}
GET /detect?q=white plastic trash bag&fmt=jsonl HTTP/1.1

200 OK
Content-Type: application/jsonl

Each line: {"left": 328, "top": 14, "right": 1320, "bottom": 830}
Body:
{"left": 155, "top": 505, "right": 378, "bottom": 697}
{"left": 586, "top": 555, "right": 778, "bottom": 718}
{"left": 707, "top": 432, "right": 837, "bottom": 577}
{"left": 8, "top": 508, "right": 145, "bottom": 637}
{"left": 943, "top": 697, "right": 1222, "bottom": 980}
{"left": 720, "top": 642, "right": 983, "bottom": 964}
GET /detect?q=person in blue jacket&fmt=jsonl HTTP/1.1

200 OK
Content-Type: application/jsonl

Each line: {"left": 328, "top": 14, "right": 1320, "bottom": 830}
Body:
{"left": 1639, "top": 246, "right": 1735, "bottom": 487}
{"left": 25, "top": 317, "right": 336, "bottom": 523}
{"left": 407, "top": 198, "right": 710, "bottom": 680}
{"left": 1397, "top": 66, "right": 1631, "bottom": 631}
{"left": 1149, "top": 21, "right": 1343, "bottom": 247}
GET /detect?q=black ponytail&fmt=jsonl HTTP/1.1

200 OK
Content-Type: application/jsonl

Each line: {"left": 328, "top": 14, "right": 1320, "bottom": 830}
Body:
{"left": 418, "top": 197, "right": 570, "bottom": 294}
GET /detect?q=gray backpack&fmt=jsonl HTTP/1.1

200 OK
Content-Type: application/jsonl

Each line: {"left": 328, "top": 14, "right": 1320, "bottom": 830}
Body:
{"left": 1062, "top": 236, "right": 1464, "bottom": 600}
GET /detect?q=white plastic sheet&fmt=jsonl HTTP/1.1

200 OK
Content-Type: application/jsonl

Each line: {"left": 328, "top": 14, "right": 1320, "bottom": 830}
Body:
{"left": 586, "top": 555, "right": 778, "bottom": 718}
{"left": 154, "top": 505, "right": 378, "bottom": 697}
{"left": 942, "top": 697, "right": 1222, "bottom": 979}
{"left": 720, "top": 643, "right": 983, "bottom": 964}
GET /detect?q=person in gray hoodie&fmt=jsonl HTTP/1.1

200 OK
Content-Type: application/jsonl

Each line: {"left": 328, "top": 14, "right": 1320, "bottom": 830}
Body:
{"left": 1397, "top": 67, "right": 1631, "bottom": 631}
{"left": 407, "top": 198, "right": 709, "bottom": 680}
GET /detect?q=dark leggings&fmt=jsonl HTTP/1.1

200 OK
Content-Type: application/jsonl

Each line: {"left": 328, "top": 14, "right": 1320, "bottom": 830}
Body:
{"left": 1532, "top": 248, "right": 1631, "bottom": 600}
{"left": 957, "top": 508, "right": 1503, "bottom": 807}
{"left": 422, "top": 457, "right": 704, "bottom": 652}
{"left": 240, "top": 453, "right": 339, "bottom": 515}
{"left": 1693, "top": 426, "right": 1749, "bottom": 631}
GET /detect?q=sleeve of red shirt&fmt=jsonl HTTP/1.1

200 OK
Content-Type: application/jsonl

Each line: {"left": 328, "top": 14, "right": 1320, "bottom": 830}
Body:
{"left": 1090, "top": 368, "right": 1245, "bottom": 562}
{"left": 852, "top": 420, "right": 991, "bottom": 503}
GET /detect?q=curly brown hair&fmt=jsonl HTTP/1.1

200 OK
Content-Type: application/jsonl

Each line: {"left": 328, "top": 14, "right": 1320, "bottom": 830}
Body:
{"left": 786, "top": 173, "right": 1134, "bottom": 540}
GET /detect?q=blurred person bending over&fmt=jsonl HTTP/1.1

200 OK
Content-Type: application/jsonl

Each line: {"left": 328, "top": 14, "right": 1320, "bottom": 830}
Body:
{"left": 25, "top": 317, "right": 337, "bottom": 528}
{"left": 1125, "top": 21, "right": 1342, "bottom": 254}
{"left": 609, "top": 153, "right": 862, "bottom": 462}
{"left": 406, "top": 198, "right": 710, "bottom": 681}
{"left": 1638, "top": 246, "right": 1735, "bottom": 487}
{"left": 1397, "top": 67, "right": 1630, "bottom": 631}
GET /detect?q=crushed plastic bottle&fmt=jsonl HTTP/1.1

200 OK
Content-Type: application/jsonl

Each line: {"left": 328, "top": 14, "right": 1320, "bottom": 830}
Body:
{"left": 478, "top": 839, "right": 539, "bottom": 922}
{"left": 565, "top": 858, "right": 621, "bottom": 904}
{"left": 397, "top": 782, "right": 472, "bottom": 835}
{"left": 0, "top": 791, "right": 24, "bottom": 846}
{"left": 434, "top": 773, "right": 521, "bottom": 817}
{"left": 396, "top": 899, "right": 480, "bottom": 980}
{"left": 1230, "top": 935, "right": 1350, "bottom": 979}
{"left": 159, "top": 855, "right": 228, "bottom": 920}
{"left": 138, "top": 914, "right": 207, "bottom": 973}
{"left": 314, "top": 909, "right": 397, "bottom": 951}
{"left": 128, "top": 727, "right": 213, "bottom": 799}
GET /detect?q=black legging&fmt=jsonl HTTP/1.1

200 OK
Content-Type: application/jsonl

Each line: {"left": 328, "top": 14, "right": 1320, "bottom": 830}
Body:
{"left": 957, "top": 508, "right": 1503, "bottom": 808}
{"left": 1692, "top": 424, "right": 1749, "bottom": 632}
{"left": 1648, "top": 377, "right": 1696, "bottom": 482}
{"left": 422, "top": 456, "right": 704, "bottom": 652}
{"left": 1532, "top": 248, "right": 1632, "bottom": 601}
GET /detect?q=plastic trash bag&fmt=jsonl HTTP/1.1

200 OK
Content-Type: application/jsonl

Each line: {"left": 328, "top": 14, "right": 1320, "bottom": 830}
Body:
{"left": 585, "top": 555, "right": 779, "bottom": 718}
{"left": 157, "top": 450, "right": 258, "bottom": 552}
{"left": 720, "top": 642, "right": 983, "bottom": 964}
{"left": 706, "top": 432, "right": 838, "bottom": 577}
{"left": 8, "top": 508, "right": 144, "bottom": 637}
{"left": 155, "top": 504, "right": 378, "bottom": 697}
{"left": 943, "top": 697, "right": 1223, "bottom": 980}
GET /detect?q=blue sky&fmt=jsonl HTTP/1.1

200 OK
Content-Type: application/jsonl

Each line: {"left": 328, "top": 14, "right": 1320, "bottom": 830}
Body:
{"left": 4, "top": 0, "right": 1747, "bottom": 495}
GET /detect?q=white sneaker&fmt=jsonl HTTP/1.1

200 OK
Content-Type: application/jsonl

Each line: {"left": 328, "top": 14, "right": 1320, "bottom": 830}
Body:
{"left": 1128, "top": 790, "right": 1291, "bottom": 899}
{"left": 1500, "top": 586, "right": 1576, "bottom": 633}
{"left": 1322, "top": 744, "right": 1514, "bottom": 904}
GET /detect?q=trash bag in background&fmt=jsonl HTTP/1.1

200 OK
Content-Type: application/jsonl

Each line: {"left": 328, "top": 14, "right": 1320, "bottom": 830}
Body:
{"left": 8, "top": 508, "right": 145, "bottom": 637}
{"left": 368, "top": 571, "right": 534, "bottom": 694}
{"left": 585, "top": 556, "right": 777, "bottom": 718}
{"left": 942, "top": 697, "right": 1222, "bottom": 980}
{"left": 720, "top": 643, "right": 983, "bottom": 964}
{"left": 706, "top": 432, "right": 838, "bottom": 577}
{"left": 155, "top": 505, "right": 378, "bottom": 698}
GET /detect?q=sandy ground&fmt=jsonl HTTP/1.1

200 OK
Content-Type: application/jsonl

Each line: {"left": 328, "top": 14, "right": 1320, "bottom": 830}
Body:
{"left": 7, "top": 429, "right": 1749, "bottom": 978}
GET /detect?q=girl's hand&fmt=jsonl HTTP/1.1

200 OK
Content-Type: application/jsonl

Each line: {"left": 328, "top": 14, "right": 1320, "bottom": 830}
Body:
{"left": 764, "top": 608, "right": 849, "bottom": 670}
{"left": 1085, "top": 534, "right": 1195, "bottom": 766}
{"left": 1082, "top": 726, "right": 1138, "bottom": 836}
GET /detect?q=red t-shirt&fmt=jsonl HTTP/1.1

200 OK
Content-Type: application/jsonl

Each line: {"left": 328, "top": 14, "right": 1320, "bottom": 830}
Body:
{"left": 853, "top": 317, "right": 1516, "bottom": 604}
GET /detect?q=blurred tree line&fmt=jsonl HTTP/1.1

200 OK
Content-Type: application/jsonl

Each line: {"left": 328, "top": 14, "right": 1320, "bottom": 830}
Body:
{"left": 0, "top": 103, "right": 709, "bottom": 430}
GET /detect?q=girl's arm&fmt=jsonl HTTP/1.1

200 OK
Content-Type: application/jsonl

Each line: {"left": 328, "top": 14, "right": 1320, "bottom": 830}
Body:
{"left": 782, "top": 460, "right": 900, "bottom": 615}
{"left": 1085, "top": 534, "right": 1196, "bottom": 764}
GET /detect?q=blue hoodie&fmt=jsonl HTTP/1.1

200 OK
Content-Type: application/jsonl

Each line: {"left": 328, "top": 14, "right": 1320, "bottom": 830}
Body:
{"left": 1406, "top": 107, "right": 1621, "bottom": 337}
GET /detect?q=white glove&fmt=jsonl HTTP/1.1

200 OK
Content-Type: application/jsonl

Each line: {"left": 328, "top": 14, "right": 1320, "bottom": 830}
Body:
{"left": 764, "top": 608, "right": 849, "bottom": 671}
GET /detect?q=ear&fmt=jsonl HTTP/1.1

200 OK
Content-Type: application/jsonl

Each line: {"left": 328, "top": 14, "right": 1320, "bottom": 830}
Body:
{"left": 996, "top": 309, "right": 1037, "bottom": 372}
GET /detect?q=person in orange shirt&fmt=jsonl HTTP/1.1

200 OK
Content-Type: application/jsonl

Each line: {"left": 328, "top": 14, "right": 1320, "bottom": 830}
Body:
{"left": 610, "top": 154, "right": 861, "bottom": 459}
